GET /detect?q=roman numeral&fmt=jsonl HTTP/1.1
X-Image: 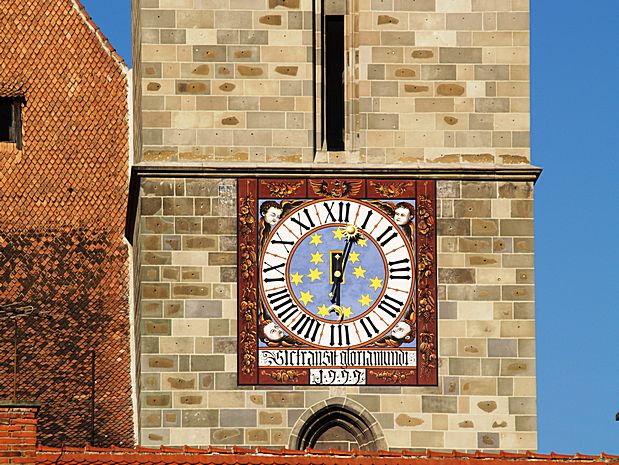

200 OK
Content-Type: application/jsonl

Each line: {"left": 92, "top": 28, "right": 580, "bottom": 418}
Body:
{"left": 289, "top": 208, "right": 315, "bottom": 235}
{"left": 271, "top": 231, "right": 294, "bottom": 252}
{"left": 263, "top": 261, "right": 286, "bottom": 282}
{"left": 322, "top": 201, "right": 351, "bottom": 224}
{"left": 360, "top": 209, "right": 373, "bottom": 230}
{"left": 359, "top": 315, "right": 380, "bottom": 339}
{"left": 329, "top": 324, "right": 351, "bottom": 347}
{"left": 291, "top": 314, "right": 322, "bottom": 343}
{"left": 377, "top": 294, "right": 404, "bottom": 319}
{"left": 323, "top": 202, "right": 337, "bottom": 222}
{"left": 388, "top": 257, "right": 411, "bottom": 280}
{"left": 267, "top": 289, "right": 297, "bottom": 320}
{"left": 376, "top": 225, "right": 397, "bottom": 247}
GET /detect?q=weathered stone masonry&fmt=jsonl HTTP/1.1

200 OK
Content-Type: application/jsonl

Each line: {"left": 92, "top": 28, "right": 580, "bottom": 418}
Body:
{"left": 136, "top": 177, "right": 536, "bottom": 450}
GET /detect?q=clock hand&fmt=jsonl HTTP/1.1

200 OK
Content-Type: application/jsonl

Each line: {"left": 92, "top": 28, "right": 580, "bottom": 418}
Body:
{"left": 329, "top": 235, "right": 357, "bottom": 310}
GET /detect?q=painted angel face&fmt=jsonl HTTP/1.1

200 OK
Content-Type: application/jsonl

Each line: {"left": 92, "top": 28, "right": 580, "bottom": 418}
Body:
{"left": 264, "top": 322, "right": 284, "bottom": 341}
{"left": 394, "top": 207, "right": 411, "bottom": 226}
{"left": 391, "top": 321, "right": 411, "bottom": 339}
{"left": 264, "top": 206, "right": 283, "bottom": 225}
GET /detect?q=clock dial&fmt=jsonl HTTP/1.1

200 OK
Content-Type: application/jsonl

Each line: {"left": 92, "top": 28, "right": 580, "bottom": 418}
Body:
{"left": 259, "top": 198, "right": 415, "bottom": 349}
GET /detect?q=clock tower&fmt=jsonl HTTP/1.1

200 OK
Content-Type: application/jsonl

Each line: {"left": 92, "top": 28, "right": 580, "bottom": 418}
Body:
{"left": 130, "top": 0, "right": 538, "bottom": 452}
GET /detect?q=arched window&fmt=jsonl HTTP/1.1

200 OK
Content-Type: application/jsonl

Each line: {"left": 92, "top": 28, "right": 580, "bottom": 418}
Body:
{"left": 290, "top": 399, "right": 387, "bottom": 452}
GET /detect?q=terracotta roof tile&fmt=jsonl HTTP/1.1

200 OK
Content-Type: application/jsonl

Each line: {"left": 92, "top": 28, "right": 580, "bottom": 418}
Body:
{"left": 0, "top": 0, "right": 132, "bottom": 448}
{"left": 34, "top": 446, "right": 619, "bottom": 465}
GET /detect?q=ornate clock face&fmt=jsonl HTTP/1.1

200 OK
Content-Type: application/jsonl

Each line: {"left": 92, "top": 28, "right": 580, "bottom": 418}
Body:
{"left": 259, "top": 198, "right": 415, "bottom": 349}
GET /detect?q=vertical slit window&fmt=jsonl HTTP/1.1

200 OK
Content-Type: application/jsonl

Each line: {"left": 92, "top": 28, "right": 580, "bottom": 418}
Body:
{"left": 324, "top": 15, "right": 345, "bottom": 151}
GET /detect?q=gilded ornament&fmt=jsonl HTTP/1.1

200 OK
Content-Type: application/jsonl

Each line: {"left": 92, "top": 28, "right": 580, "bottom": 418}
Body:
{"left": 369, "top": 370, "right": 413, "bottom": 383}
{"left": 264, "top": 181, "right": 303, "bottom": 197}
{"left": 309, "top": 179, "right": 362, "bottom": 198}
{"left": 369, "top": 181, "right": 413, "bottom": 198}
{"left": 260, "top": 369, "right": 305, "bottom": 383}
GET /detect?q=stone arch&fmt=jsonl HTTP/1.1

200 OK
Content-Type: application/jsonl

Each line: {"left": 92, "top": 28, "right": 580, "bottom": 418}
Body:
{"left": 288, "top": 397, "right": 387, "bottom": 452}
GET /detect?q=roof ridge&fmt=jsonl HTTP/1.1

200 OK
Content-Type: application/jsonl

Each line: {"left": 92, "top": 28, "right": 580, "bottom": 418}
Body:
{"left": 69, "top": 0, "right": 129, "bottom": 71}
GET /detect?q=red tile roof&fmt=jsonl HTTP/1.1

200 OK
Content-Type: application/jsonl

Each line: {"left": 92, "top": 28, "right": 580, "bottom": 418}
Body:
{"left": 0, "top": 0, "right": 132, "bottom": 448}
{"left": 35, "top": 446, "right": 619, "bottom": 465}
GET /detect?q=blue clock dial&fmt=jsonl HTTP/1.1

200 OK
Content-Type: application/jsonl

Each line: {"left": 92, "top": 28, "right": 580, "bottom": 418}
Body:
{"left": 259, "top": 198, "right": 415, "bottom": 349}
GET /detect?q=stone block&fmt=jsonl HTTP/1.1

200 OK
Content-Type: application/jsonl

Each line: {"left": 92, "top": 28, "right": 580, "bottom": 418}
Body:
{"left": 447, "top": 285, "right": 500, "bottom": 301}
{"left": 182, "top": 410, "right": 218, "bottom": 427}
{"left": 509, "top": 397, "right": 536, "bottom": 414}
{"left": 422, "top": 396, "right": 457, "bottom": 413}
{"left": 394, "top": 0, "right": 435, "bottom": 11}
{"left": 439, "top": 268, "right": 475, "bottom": 284}
{"left": 460, "top": 378, "right": 496, "bottom": 395}
{"left": 211, "top": 428, "right": 243, "bottom": 444}
{"left": 500, "top": 219, "right": 533, "bottom": 236}
{"left": 266, "top": 392, "right": 304, "bottom": 408}
{"left": 459, "top": 237, "right": 492, "bottom": 253}
{"left": 478, "top": 432, "right": 500, "bottom": 448}
{"left": 142, "top": 319, "right": 171, "bottom": 336}
{"left": 497, "top": 12, "right": 529, "bottom": 30}
{"left": 488, "top": 338, "right": 517, "bottom": 357}
{"left": 191, "top": 355, "right": 225, "bottom": 372}
{"left": 446, "top": 13, "right": 482, "bottom": 29}
{"left": 514, "top": 302, "right": 535, "bottom": 319}
{"left": 421, "top": 64, "right": 457, "bottom": 80}
{"left": 185, "top": 300, "right": 222, "bottom": 318}
{"left": 458, "top": 338, "right": 487, "bottom": 357}
{"left": 142, "top": 355, "right": 177, "bottom": 372}
{"left": 481, "top": 359, "right": 500, "bottom": 376}
{"left": 221, "top": 409, "right": 256, "bottom": 427}
{"left": 501, "top": 358, "right": 535, "bottom": 376}
{"left": 501, "top": 285, "right": 533, "bottom": 301}
{"left": 410, "top": 431, "right": 445, "bottom": 447}
{"left": 440, "top": 47, "right": 483, "bottom": 63}
{"left": 475, "top": 64, "right": 509, "bottom": 80}
{"left": 501, "top": 320, "right": 535, "bottom": 337}
{"left": 171, "top": 284, "right": 211, "bottom": 298}
{"left": 438, "top": 219, "right": 470, "bottom": 236}
{"left": 143, "top": 394, "right": 171, "bottom": 408}
{"left": 499, "top": 182, "right": 533, "bottom": 199}
{"left": 209, "top": 252, "right": 236, "bottom": 266}
{"left": 449, "top": 358, "right": 481, "bottom": 376}
{"left": 471, "top": 219, "right": 498, "bottom": 236}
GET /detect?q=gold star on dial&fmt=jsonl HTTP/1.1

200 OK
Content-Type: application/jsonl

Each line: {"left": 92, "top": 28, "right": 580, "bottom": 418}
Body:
{"left": 357, "top": 237, "right": 368, "bottom": 247}
{"left": 310, "top": 251, "right": 324, "bottom": 264}
{"left": 353, "top": 266, "right": 367, "bottom": 279}
{"left": 332, "top": 228, "right": 346, "bottom": 240}
{"left": 290, "top": 271, "right": 304, "bottom": 286}
{"left": 358, "top": 294, "right": 373, "bottom": 308}
{"left": 369, "top": 276, "right": 383, "bottom": 291}
{"left": 317, "top": 304, "right": 330, "bottom": 317}
{"left": 340, "top": 306, "right": 353, "bottom": 319}
{"left": 307, "top": 268, "right": 323, "bottom": 282}
{"left": 348, "top": 251, "right": 360, "bottom": 264}
{"left": 299, "top": 290, "right": 314, "bottom": 306}
{"left": 309, "top": 233, "right": 323, "bottom": 246}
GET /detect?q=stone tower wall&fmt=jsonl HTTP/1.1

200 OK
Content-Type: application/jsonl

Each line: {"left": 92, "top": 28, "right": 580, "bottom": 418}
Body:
{"left": 133, "top": 0, "right": 536, "bottom": 452}
{"left": 138, "top": 0, "right": 529, "bottom": 165}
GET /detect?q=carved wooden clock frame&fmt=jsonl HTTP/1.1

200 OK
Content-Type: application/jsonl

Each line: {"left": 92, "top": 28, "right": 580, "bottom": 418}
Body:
{"left": 237, "top": 178, "right": 437, "bottom": 386}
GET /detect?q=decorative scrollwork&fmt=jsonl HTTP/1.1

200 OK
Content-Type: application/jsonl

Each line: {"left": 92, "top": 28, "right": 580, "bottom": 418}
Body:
{"left": 260, "top": 369, "right": 305, "bottom": 383}
{"left": 240, "top": 330, "right": 257, "bottom": 375}
{"left": 369, "top": 181, "right": 413, "bottom": 198}
{"left": 369, "top": 370, "right": 414, "bottom": 383}
{"left": 418, "top": 332, "right": 437, "bottom": 369}
{"left": 417, "top": 287, "right": 436, "bottom": 322}
{"left": 238, "top": 196, "right": 256, "bottom": 237}
{"left": 264, "top": 181, "right": 303, "bottom": 198}
{"left": 417, "top": 249, "right": 434, "bottom": 281}
{"left": 417, "top": 196, "right": 435, "bottom": 237}
{"left": 309, "top": 179, "right": 362, "bottom": 198}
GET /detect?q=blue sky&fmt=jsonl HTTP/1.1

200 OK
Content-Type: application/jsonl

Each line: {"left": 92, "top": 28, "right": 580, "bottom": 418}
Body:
{"left": 82, "top": 0, "right": 619, "bottom": 454}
